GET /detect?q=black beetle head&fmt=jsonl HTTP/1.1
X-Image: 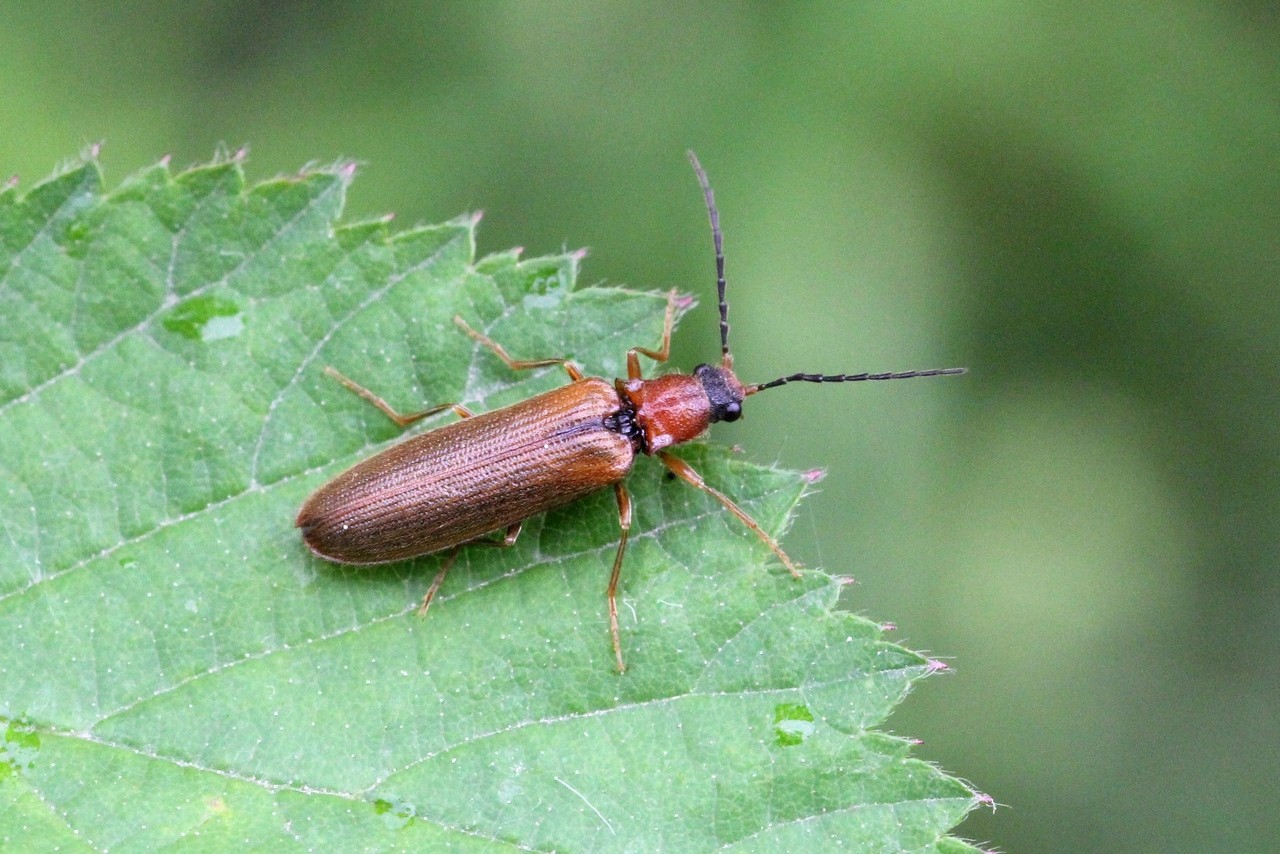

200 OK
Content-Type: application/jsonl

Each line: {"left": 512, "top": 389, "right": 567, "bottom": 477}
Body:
{"left": 694, "top": 363, "right": 745, "bottom": 423}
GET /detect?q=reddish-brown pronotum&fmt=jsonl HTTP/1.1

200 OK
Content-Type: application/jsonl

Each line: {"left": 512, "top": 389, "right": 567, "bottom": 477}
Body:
{"left": 297, "top": 151, "right": 965, "bottom": 672}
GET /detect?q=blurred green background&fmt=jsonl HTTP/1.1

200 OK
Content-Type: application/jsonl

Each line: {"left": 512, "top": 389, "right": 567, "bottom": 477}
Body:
{"left": 3, "top": 2, "right": 1276, "bottom": 851}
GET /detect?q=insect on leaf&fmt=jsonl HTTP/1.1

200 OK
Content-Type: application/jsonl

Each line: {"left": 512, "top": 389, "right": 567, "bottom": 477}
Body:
{"left": 0, "top": 152, "right": 985, "bottom": 851}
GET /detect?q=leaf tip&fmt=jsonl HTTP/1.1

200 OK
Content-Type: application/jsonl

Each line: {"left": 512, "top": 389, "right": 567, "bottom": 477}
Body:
{"left": 208, "top": 142, "right": 248, "bottom": 166}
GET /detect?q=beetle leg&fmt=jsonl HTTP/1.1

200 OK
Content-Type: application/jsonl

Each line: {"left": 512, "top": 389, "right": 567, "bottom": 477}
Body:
{"left": 417, "top": 548, "right": 462, "bottom": 616}
{"left": 454, "top": 316, "right": 584, "bottom": 381}
{"left": 416, "top": 522, "right": 523, "bottom": 616}
{"left": 658, "top": 452, "right": 802, "bottom": 578}
{"left": 607, "top": 482, "right": 633, "bottom": 673}
{"left": 626, "top": 288, "right": 679, "bottom": 379}
{"left": 323, "top": 366, "right": 474, "bottom": 428}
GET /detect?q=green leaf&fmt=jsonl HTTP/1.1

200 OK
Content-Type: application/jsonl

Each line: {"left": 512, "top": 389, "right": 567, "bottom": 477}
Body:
{"left": 0, "top": 153, "right": 984, "bottom": 851}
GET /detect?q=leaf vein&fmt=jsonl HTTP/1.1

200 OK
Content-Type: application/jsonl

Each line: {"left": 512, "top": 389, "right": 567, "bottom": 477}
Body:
{"left": 0, "top": 170, "right": 347, "bottom": 419}
{"left": 246, "top": 226, "right": 471, "bottom": 486}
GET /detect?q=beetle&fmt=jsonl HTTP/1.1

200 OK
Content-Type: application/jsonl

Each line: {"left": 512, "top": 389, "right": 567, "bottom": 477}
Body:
{"left": 297, "top": 151, "right": 965, "bottom": 672}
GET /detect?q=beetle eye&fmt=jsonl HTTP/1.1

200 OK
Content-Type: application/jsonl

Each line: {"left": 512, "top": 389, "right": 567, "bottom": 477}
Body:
{"left": 721, "top": 402, "right": 742, "bottom": 422}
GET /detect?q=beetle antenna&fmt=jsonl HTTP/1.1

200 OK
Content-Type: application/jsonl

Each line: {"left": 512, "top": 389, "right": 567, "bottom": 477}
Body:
{"left": 687, "top": 150, "right": 731, "bottom": 369}
{"left": 747, "top": 367, "right": 967, "bottom": 395}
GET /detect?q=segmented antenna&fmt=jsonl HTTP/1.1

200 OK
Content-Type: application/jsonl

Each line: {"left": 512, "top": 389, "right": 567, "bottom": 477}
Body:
{"left": 748, "top": 367, "right": 967, "bottom": 394}
{"left": 687, "top": 151, "right": 731, "bottom": 368}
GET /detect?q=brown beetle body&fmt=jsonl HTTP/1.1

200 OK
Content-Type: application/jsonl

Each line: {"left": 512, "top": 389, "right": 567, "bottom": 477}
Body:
{"left": 298, "top": 152, "right": 964, "bottom": 672}
{"left": 298, "top": 378, "right": 635, "bottom": 564}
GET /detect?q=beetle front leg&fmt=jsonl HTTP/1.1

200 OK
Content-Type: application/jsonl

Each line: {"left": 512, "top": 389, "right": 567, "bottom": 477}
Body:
{"left": 659, "top": 452, "right": 802, "bottom": 578}
{"left": 626, "top": 288, "right": 679, "bottom": 379}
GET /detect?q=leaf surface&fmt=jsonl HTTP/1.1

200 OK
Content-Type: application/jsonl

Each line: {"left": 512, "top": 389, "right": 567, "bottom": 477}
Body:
{"left": 0, "top": 154, "right": 982, "bottom": 851}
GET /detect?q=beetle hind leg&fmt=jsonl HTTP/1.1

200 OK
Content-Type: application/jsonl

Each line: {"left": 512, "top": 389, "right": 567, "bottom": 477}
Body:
{"left": 416, "top": 522, "right": 523, "bottom": 616}
{"left": 606, "top": 483, "right": 633, "bottom": 673}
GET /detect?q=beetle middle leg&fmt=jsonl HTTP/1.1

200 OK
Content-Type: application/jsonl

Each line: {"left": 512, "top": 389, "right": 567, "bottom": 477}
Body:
{"left": 659, "top": 451, "right": 802, "bottom": 578}
{"left": 453, "top": 316, "right": 584, "bottom": 382}
{"left": 417, "top": 522, "right": 523, "bottom": 616}
{"left": 323, "top": 366, "right": 475, "bottom": 428}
